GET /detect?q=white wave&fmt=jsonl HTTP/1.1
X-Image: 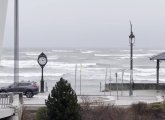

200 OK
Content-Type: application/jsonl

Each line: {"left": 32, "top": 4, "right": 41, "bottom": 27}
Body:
{"left": 47, "top": 56, "right": 58, "bottom": 60}
{"left": 120, "top": 57, "right": 129, "bottom": 59}
{"left": 1, "top": 59, "right": 97, "bottom": 69}
{"left": 80, "top": 63, "right": 97, "bottom": 67}
{"left": 133, "top": 68, "right": 165, "bottom": 75}
{"left": 133, "top": 72, "right": 155, "bottom": 77}
{"left": 86, "top": 67, "right": 105, "bottom": 70}
{"left": 0, "top": 72, "right": 64, "bottom": 77}
{"left": 0, "top": 60, "right": 38, "bottom": 68}
{"left": 47, "top": 62, "right": 75, "bottom": 68}
{"left": 134, "top": 54, "right": 154, "bottom": 57}
{"left": 134, "top": 68, "right": 155, "bottom": 73}
{"left": 0, "top": 73, "right": 13, "bottom": 76}
{"left": 94, "top": 53, "right": 153, "bottom": 58}
{"left": 94, "top": 54, "right": 128, "bottom": 57}
{"left": 149, "top": 50, "right": 165, "bottom": 53}
{"left": 0, "top": 60, "right": 14, "bottom": 67}
{"left": 52, "top": 50, "right": 73, "bottom": 53}
{"left": 134, "top": 49, "right": 144, "bottom": 52}
{"left": 25, "top": 52, "right": 41, "bottom": 56}
{"left": 47, "top": 62, "right": 96, "bottom": 68}
{"left": 81, "top": 50, "right": 95, "bottom": 54}
{"left": 94, "top": 54, "right": 113, "bottom": 57}
{"left": 122, "top": 50, "right": 129, "bottom": 52}
{"left": 122, "top": 49, "right": 144, "bottom": 52}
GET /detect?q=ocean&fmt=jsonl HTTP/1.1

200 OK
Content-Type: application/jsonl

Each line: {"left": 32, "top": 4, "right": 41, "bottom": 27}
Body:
{"left": 0, "top": 48, "right": 165, "bottom": 95}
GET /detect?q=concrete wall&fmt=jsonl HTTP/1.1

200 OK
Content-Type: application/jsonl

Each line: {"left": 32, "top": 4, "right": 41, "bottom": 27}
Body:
{"left": 105, "top": 83, "right": 165, "bottom": 91}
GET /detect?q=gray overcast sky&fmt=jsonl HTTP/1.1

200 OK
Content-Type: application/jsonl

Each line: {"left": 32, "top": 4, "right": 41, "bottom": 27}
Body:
{"left": 3, "top": 0, "right": 165, "bottom": 49}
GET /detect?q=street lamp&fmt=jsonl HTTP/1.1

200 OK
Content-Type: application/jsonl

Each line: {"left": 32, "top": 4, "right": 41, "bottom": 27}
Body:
{"left": 129, "top": 22, "right": 135, "bottom": 96}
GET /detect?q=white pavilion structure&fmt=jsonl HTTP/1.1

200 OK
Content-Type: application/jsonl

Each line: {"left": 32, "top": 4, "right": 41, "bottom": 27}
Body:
{"left": 0, "top": 0, "right": 8, "bottom": 59}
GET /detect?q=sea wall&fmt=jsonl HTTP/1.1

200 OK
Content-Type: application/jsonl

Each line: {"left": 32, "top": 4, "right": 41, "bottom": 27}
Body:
{"left": 105, "top": 83, "right": 165, "bottom": 91}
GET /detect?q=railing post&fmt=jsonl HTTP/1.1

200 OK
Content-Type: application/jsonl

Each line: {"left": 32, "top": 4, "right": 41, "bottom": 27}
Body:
{"left": 9, "top": 93, "right": 14, "bottom": 104}
{"left": 19, "top": 92, "right": 23, "bottom": 104}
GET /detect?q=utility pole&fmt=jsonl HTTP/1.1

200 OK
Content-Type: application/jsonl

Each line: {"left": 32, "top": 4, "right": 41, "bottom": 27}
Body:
{"left": 14, "top": 0, "right": 19, "bottom": 85}
{"left": 129, "top": 21, "right": 135, "bottom": 96}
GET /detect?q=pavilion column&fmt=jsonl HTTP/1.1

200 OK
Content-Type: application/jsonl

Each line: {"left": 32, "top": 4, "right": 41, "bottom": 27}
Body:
{"left": 156, "top": 60, "right": 160, "bottom": 90}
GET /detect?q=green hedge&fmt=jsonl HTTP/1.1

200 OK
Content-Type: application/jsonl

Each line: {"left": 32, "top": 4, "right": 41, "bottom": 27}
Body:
{"left": 36, "top": 107, "right": 48, "bottom": 120}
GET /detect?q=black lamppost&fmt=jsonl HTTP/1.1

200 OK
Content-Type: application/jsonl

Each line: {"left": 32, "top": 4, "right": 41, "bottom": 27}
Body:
{"left": 38, "top": 52, "right": 47, "bottom": 93}
{"left": 129, "top": 22, "right": 135, "bottom": 96}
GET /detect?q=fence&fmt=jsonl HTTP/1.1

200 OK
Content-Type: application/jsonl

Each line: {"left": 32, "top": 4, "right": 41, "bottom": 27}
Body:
{"left": 0, "top": 93, "right": 13, "bottom": 108}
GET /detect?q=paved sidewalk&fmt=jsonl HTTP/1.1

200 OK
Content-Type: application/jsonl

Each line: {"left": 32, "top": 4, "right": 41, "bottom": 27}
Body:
{"left": 23, "top": 90, "right": 165, "bottom": 106}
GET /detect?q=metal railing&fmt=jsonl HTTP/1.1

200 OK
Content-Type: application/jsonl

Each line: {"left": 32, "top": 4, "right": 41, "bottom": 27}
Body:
{"left": 0, "top": 93, "right": 13, "bottom": 108}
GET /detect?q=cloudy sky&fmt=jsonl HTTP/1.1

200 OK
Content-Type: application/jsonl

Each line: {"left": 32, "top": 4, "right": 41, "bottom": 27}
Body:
{"left": 3, "top": 0, "right": 165, "bottom": 49}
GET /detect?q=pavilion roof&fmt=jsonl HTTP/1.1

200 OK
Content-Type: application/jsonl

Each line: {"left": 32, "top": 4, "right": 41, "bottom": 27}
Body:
{"left": 150, "top": 52, "right": 165, "bottom": 60}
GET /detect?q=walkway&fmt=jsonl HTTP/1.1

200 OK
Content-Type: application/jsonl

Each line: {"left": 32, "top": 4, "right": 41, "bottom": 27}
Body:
{"left": 23, "top": 90, "right": 165, "bottom": 107}
{"left": 0, "top": 108, "right": 14, "bottom": 119}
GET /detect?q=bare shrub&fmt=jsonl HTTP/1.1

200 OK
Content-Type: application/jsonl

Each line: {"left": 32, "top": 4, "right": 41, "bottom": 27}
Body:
{"left": 80, "top": 95, "right": 91, "bottom": 112}
{"left": 131, "top": 102, "right": 148, "bottom": 115}
{"left": 130, "top": 102, "right": 156, "bottom": 120}
{"left": 80, "top": 98, "right": 160, "bottom": 120}
{"left": 81, "top": 105, "right": 132, "bottom": 120}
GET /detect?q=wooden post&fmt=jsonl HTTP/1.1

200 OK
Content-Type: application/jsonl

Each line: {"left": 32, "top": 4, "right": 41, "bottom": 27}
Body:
{"left": 157, "top": 60, "right": 160, "bottom": 91}
{"left": 100, "top": 82, "right": 101, "bottom": 92}
{"left": 121, "top": 70, "right": 124, "bottom": 96}
{"left": 75, "top": 64, "right": 77, "bottom": 92}
{"left": 80, "top": 64, "right": 82, "bottom": 95}
{"left": 109, "top": 65, "right": 111, "bottom": 96}
{"left": 104, "top": 68, "right": 108, "bottom": 96}
{"left": 116, "top": 73, "right": 118, "bottom": 100}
